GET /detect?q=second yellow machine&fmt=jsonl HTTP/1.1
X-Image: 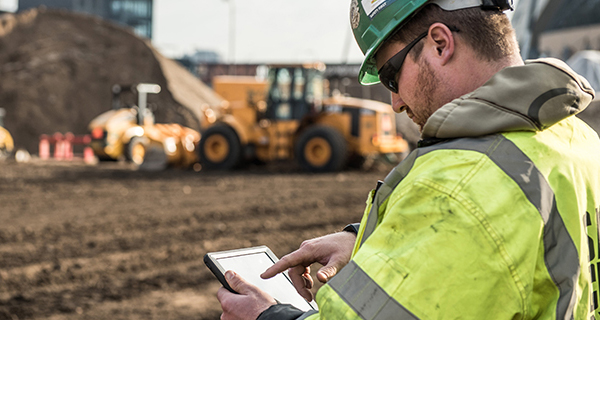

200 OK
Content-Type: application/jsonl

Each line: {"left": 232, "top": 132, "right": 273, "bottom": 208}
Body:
{"left": 88, "top": 83, "right": 201, "bottom": 170}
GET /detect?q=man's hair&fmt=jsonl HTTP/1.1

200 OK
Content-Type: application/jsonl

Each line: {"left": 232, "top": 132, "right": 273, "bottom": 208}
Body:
{"left": 387, "top": 4, "right": 520, "bottom": 62}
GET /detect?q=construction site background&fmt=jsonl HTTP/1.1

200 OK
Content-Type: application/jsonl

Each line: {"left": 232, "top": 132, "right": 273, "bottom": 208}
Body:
{"left": 0, "top": 7, "right": 423, "bottom": 156}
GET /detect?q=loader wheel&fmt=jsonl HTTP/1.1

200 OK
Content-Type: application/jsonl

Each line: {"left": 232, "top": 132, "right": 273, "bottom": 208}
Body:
{"left": 295, "top": 125, "right": 348, "bottom": 172}
{"left": 199, "top": 125, "right": 241, "bottom": 170}
{"left": 128, "top": 137, "right": 147, "bottom": 166}
{"left": 126, "top": 137, "right": 168, "bottom": 171}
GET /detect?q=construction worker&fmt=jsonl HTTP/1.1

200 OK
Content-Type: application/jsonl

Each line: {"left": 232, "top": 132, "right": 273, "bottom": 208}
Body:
{"left": 216, "top": 0, "right": 600, "bottom": 320}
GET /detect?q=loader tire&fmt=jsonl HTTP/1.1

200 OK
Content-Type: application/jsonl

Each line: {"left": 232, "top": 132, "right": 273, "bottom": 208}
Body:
{"left": 128, "top": 136, "right": 148, "bottom": 166}
{"left": 199, "top": 124, "right": 241, "bottom": 170}
{"left": 295, "top": 125, "right": 348, "bottom": 172}
{"left": 128, "top": 136, "right": 168, "bottom": 171}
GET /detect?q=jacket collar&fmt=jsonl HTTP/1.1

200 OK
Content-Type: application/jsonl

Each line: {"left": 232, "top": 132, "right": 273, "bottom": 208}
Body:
{"left": 421, "top": 58, "right": 595, "bottom": 140}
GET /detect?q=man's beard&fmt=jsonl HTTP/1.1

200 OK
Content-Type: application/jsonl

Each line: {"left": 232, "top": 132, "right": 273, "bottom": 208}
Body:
{"left": 410, "top": 57, "right": 439, "bottom": 129}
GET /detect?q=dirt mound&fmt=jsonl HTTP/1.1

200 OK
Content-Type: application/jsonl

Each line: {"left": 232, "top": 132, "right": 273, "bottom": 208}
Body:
{"left": 0, "top": 8, "right": 223, "bottom": 154}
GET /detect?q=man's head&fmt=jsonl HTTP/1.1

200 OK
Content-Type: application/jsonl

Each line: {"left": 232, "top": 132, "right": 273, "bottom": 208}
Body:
{"left": 350, "top": 0, "right": 521, "bottom": 127}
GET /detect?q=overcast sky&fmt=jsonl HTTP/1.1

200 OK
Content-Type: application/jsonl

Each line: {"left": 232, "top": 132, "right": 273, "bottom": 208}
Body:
{"left": 1, "top": 0, "right": 519, "bottom": 64}
{"left": 153, "top": 0, "right": 364, "bottom": 64}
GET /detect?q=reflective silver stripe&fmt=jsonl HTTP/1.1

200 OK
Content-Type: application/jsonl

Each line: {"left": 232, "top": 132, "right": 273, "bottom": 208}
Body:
{"left": 542, "top": 202, "right": 579, "bottom": 319}
{"left": 480, "top": 136, "right": 578, "bottom": 320}
{"left": 357, "top": 134, "right": 579, "bottom": 319}
{"left": 328, "top": 260, "right": 419, "bottom": 320}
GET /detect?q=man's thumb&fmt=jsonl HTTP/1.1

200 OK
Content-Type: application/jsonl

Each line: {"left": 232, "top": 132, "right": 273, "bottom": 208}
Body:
{"left": 224, "top": 271, "right": 250, "bottom": 294}
{"left": 317, "top": 265, "right": 339, "bottom": 283}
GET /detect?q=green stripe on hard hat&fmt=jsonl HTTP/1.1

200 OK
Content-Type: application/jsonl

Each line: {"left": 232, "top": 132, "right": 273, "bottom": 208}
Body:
{"left": 350, "top": 0, "right": 514, "bottom": 85}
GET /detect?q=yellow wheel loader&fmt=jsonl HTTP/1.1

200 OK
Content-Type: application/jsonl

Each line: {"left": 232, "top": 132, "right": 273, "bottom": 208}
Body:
{"left": 88, "top": 83, "right": 200, "bottom": 170}
{"left": 200, "top": 63, "right": 408, "bottom": 172}
{"left": 0, "top": 108, "right": 14, "bottom": 159}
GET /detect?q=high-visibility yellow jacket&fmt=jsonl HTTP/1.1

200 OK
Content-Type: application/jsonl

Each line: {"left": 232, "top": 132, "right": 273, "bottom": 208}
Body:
{"left": 301, "top": 59, "right": 600, "bottom": 320}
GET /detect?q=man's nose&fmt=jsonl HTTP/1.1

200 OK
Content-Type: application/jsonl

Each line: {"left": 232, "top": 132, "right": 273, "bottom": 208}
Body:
{"left": 390, "top": 92, "right": 406, "bottom": 114}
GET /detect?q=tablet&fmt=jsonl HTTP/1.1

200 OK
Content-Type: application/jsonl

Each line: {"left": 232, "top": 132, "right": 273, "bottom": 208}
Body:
{"left": 204, "top": 245, "right": 318, "bottom": 312}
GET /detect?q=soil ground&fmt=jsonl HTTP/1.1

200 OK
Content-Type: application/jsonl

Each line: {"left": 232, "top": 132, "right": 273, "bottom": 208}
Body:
{"left": 0, "top": 158, "right": 390, "bottom": 320}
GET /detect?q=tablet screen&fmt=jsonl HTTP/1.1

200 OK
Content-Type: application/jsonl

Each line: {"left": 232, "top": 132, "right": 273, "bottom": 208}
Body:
{"left": 208, "top": 247, "right": 317, "bottom": 312}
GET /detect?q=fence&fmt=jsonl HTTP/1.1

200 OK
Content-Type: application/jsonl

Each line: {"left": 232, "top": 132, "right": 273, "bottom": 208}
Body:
{"left": 39, "top": 132, "right": 96, "bottom": 164}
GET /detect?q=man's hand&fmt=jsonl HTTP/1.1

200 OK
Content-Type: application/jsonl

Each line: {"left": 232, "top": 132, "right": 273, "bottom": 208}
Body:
{"left": 260, "top": 231, "right": 356, "bottom": 302}
{"left": 217, "top": 271, "right": 277, "bottom": 320}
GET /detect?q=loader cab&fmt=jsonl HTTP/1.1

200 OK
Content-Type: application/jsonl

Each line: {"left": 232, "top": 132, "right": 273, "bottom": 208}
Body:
{"left": 265, "top": 64, "right": 325, "bottom": 121}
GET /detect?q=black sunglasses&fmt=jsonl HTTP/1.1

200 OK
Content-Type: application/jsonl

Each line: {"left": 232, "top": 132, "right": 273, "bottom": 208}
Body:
{"left": 378, "top": 27, "right": 459, "bottom": 93}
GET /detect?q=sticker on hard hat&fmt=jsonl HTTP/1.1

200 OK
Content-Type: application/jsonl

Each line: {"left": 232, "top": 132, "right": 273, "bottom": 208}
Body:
{"left": 361, "top": 0, "right": 398, "bottom": 19}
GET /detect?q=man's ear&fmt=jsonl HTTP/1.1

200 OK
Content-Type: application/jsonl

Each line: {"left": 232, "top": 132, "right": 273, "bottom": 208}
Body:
{"left": 428, "top": 23, "right": 455, "bottom": 66}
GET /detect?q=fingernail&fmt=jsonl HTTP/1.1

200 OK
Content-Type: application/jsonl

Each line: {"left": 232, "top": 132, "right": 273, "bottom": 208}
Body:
{"left": 225, "top": 270, "right": 235, "bottom": 280}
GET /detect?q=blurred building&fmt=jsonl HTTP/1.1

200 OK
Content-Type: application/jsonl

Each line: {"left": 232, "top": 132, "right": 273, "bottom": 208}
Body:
{"left": 512, "top": 0, "right": 600, "bottom": 59}
{"left": 176, "top": 50, "right": 222, "bottom": 75}
{"left": 18, "top": 0, "right": 153, "bottom": 38}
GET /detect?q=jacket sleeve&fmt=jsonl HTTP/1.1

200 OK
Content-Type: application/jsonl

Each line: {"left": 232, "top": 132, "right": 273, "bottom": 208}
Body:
{"left": 343, "top": 223, "right": 361, "bottom": 234}
{"left": 257, "top": 304, "right": 304, "bottom": 320}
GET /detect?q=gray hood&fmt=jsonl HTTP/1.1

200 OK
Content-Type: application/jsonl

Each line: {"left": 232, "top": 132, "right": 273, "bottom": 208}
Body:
{"left": 422, "top": 58, "right": 596, "bottom": 140}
